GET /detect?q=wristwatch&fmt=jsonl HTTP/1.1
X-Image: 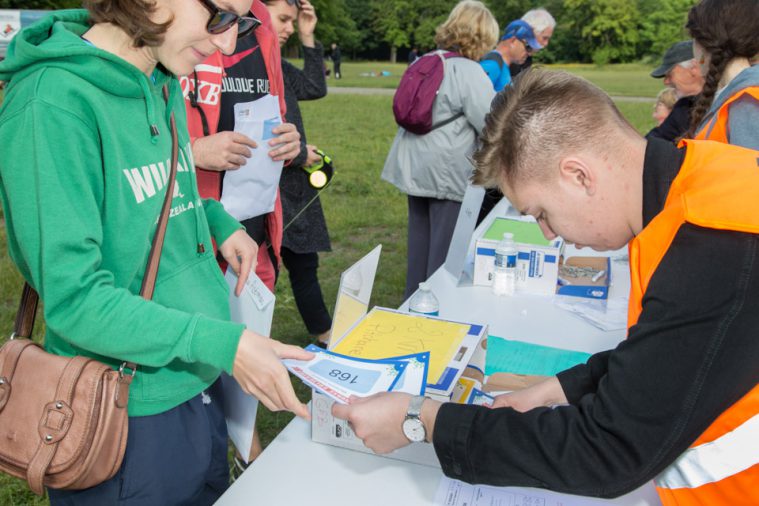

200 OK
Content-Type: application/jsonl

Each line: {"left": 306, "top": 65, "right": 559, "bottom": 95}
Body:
{"left": 402, "top": 395, "right": 428, "bottom": 443}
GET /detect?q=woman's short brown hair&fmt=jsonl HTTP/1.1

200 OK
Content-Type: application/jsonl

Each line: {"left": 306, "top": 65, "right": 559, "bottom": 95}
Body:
{"left": 434, "top": 1, "right": 498, "bottom": 61}
{"left": 83, "top": 0, "right": 172, "bottom": 47}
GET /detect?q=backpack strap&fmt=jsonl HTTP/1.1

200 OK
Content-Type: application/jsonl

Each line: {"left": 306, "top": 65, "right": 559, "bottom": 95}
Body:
{"left": 480, "top": 51, "right": 504, "bottom": 70}
{"left": 429, "top": 52, "right": 465, "bottom": 132}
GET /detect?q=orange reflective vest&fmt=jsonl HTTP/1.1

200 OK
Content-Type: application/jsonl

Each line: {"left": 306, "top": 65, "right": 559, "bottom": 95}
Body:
{"left": 628, "top": 140, "right": 759, "bottom": 506}
{"left": 694, "top": 86, "right": 759, "bottom": 142}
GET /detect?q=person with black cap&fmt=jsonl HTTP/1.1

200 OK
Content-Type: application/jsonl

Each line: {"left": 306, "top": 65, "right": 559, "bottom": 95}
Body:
{"left": 479, "top": 19, "right": 541, "bottom": 92}
{"left": 646, "top": 40, "right": 704, "bottom": 142}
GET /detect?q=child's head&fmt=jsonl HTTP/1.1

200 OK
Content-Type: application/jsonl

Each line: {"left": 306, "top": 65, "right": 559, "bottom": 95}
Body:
{"left": 653, "top": 88, "right": 678, "bottom": 126}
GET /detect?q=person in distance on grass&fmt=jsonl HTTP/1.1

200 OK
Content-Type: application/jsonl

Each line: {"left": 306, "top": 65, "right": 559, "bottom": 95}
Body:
{"left": 652, "top": 87, "right": 678, "bottom": 126}
{"left": 334, "top": 69, "right": 759, "bottom": 504}
{"left": 381, "top": 0, "right": 497, "bottom": 300}
{"left": 480, "top": 19, "right": 540, "bottom": 92}
{"left": 508, "top": 7, "right": 555, "bottom": 78}
{"left": 646, "top": 40, "right": 703, "bottom": 143}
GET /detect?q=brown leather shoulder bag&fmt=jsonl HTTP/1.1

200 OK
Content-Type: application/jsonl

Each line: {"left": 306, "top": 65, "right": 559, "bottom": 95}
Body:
{"left": 0, "top": 86, "right": 179, "bottom": 495}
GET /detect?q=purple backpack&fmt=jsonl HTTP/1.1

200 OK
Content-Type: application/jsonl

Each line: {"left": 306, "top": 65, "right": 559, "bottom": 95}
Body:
{"left": 392, "top": 51, "right": 463, "bottom": 135}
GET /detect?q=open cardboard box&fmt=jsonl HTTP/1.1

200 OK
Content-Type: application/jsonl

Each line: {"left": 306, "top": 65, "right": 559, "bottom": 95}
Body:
{"left": 556, "top": 256, "right": 611, "bottom": 300}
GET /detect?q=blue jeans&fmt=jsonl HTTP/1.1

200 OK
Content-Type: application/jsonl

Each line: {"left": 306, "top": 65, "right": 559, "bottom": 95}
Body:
{"left": 48, "top": 379, "right": 229, "bottom": 505}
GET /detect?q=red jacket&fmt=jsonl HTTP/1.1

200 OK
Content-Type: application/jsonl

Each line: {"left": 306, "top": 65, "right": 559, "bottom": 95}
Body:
{"left": 182, "top": 1, "right": 285, "bottom": 288}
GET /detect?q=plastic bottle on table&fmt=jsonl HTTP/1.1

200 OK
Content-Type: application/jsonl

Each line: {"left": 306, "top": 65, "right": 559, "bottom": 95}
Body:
{"left": 408, "top": 282, "right": 440, "bottom": 316}
{"left": 492, "top": 232, "right": 517, "bottom": 296}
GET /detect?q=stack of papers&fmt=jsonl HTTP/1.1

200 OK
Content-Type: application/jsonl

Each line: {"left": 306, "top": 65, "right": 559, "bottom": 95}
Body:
{"left": 283, "top": 345, "right": 430, "bottom": 404}
{"left": 329, "top": 307, "right": 487, "bottom": 397}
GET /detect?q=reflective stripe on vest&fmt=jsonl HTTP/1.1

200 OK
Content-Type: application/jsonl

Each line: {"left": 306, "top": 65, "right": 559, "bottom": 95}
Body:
{"left": 694, "top": 86, "right": 759, "bottom": 142}
{"left": 655, "top": 412, "right": 759, "bottom": 489}
{"left": 627, "top": 140, "right": 759, "bottom": 505}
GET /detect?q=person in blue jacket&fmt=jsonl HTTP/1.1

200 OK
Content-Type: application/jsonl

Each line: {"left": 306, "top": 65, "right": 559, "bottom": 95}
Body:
{"left": 480, "top": 20, "right": 540, "bottom": 92}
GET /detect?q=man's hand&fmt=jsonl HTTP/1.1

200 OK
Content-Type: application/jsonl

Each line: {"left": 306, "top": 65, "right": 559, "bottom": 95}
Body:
{"left": 218, "top": 229, "right": 258, "bottom": 296}
{"left": 232, "top": 330, "right": 314, "bottom": 419}
{"left": 332, "top": 392, "right": 442, "bottom": 454}
{"left": 268, "top": 123, "right": 301, "bottom": 162}
{"left": 491, "top": 376, "right": 568, "bottom": 411}
{"left": 192, "top": 132, "right": 258, "bottom": 171}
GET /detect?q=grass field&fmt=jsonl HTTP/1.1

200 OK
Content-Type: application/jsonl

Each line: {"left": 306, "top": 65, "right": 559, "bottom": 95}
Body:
{"left": 0, "top": 65, "right": 656, "bottom": 503}
{"left": 321, "top": 61, "right": 663, "bottom": 98}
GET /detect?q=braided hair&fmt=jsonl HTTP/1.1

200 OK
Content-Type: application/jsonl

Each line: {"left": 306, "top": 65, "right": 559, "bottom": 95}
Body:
{"left": 686, "top": 0, "right": 759, "bottom": 137}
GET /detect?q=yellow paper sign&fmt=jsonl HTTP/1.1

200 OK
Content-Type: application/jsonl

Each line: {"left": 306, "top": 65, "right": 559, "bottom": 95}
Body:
{"left": 331, "top": 291, "right": 368, "bottom": 344}
{"left": 332, "top": 308, "right": 470, "bottom": 383}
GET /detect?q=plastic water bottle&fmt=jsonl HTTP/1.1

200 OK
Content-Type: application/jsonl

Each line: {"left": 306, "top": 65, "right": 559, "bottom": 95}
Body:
{"left": 492, "top": 232, "right": 517, "bottom": 296}
{"left": 408, "top": 282, "right": 440, "bottom": 316}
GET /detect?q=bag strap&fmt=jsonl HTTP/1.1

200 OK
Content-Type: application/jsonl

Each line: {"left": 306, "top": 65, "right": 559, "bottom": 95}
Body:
{"left": 26, "top": 355, "right": 92, "bottom": 495}
{"left": 11, "top": 84, "right": 179, "bottom": 361}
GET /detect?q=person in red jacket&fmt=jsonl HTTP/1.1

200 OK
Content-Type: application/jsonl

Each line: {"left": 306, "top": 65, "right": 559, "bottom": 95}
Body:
{"left": 181, "top": 0, "right": 300, "bottom": 291}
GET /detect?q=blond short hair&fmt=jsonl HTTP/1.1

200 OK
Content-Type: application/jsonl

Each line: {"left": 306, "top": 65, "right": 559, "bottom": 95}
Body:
{"left": 434, "top": 1, "right": 499, "bottom": 61}
{"left": 472, "top": 69, "right": 637, "bottom": 189}
{"left": 655, "top": 87, "right": 678, "bottom": 110}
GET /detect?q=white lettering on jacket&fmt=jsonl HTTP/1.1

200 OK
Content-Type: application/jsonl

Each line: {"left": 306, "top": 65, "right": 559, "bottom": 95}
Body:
{"left": 122, "top": 142, "right": 194, "bottom": 204}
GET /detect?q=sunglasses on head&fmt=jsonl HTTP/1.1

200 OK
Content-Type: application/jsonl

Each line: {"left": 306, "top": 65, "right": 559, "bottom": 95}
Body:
{"left": 197, "top": 0, "right": 261, "bottom": 38}
{"left": 286, "top": 0, "right": 302, "bottom": 7}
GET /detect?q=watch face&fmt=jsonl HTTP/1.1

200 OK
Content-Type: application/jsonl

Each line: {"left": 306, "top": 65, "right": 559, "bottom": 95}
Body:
{"left": 402, "top": 417, "right": 426, "bottom": 443}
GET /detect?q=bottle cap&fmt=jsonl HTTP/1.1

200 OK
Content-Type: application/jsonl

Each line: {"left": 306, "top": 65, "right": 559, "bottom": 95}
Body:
{"left": 418, "top": 282, "right": 430, "bottom": 291}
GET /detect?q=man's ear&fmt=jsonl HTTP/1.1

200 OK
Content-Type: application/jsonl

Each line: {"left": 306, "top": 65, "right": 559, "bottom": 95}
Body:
{"left": 558, "top": 156, "right": 596, "bottom": 196}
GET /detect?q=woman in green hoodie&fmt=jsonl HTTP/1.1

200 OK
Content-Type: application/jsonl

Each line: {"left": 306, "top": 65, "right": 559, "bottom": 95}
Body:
{"left": 0, "top": 1, "right": 312, "bottom": 503}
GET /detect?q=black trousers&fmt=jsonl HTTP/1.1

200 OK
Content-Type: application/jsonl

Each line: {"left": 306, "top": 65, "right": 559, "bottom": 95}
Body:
{"left": 281, "top": 247, "right": 332, "bottom": 335}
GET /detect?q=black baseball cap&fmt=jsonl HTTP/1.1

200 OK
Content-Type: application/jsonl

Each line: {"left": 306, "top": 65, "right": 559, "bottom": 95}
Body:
{"left": 651, "top": 41, "right": 694, "bottom": 78}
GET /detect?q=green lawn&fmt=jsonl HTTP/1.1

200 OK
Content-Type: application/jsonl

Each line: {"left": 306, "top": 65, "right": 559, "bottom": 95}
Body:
{"left": 0, "top": 73, "right": 654, "bottom": 502}
{"left": 314, "top": 60, "right": 663, "bottom": 99}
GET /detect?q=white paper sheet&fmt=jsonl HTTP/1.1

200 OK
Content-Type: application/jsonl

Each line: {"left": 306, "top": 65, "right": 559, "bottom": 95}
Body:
{"left": 553, "top": 295, "right": 628, "bottom": 331}
{"left": 221, "top": 270, "right": 275, "bottom": 463}
{"left": 283, "top": 345, "right": 407, "bottom": 404}
{"left": 220, "top": 94, "right": 284, "bottom": 221}
{"left": 435, "top": 477, "right": 592, "bottom": 506}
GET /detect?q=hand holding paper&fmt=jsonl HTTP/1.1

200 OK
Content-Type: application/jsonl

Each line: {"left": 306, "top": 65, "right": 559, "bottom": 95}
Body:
{"left": 233, "top": 330, "right": 314, "bottom": 419}
{"left": 267, "top": 122, "right": 301, "bottom": 162}
{"left": 218, "top": 229, "right": 259, "bottom": 296}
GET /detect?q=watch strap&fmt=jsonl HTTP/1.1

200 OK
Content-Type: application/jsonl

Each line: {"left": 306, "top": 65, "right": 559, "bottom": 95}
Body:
{"left": 407, "top": 395, "right": 426, "bottom": 418}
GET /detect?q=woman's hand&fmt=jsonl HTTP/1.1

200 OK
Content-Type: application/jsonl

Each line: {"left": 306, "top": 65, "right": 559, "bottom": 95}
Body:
{"left": 192, "top": 131, "right": 258, "bottom": 171}
{"left": 491, "top": 376, "right": 568, "bottom": 411}
{"left": 305, "top": 144, "right": 321, "bottom": 166}
{"left": 268, "top": 123, "right": 301, "bottom": 162}
{"left": 232, "top": 330, "right": 314, "bottom": 419}
{"left": 297, "top": 0, "right": 317, "bottom": 47}
{"left": 218, "top": 229, "right": 258, "bottom": 296}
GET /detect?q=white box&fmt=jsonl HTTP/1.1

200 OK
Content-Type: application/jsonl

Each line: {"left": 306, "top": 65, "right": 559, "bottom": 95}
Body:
{"left": 311, "top": 392, "right": 442, "bottom": 467}
{"left": 473, "top": 217, "right": 564, "bottom": 295}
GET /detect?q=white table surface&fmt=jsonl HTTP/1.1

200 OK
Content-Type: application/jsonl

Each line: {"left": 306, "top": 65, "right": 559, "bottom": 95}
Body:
{"left": 216, "top": 200, "right": 661, "bottom": 506}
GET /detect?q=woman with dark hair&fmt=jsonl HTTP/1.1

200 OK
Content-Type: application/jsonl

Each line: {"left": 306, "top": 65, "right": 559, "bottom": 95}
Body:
{"left": 0, "top": 1, "right": 311, "bottom": 503}
{"left": 263, "top": 0, "right": 333, "bottom": 347}
{"left": 687, "top": 0, "right": 759, "bottom": 148}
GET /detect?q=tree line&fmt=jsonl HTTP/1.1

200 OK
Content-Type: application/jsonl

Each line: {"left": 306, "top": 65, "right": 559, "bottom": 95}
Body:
{"left": 2, "top": 0, "right": 697, "bottom": 64}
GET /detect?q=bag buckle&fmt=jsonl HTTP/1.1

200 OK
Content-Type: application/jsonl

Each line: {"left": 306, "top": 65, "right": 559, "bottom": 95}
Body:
{"left": 38, "top": 400, "right": 73, "bottom": 444}
{"left": 118, "top": 362, "right": 136, "bottom": 379}
{"left": 0, "top": 377, "right": 10, "bottom": 411}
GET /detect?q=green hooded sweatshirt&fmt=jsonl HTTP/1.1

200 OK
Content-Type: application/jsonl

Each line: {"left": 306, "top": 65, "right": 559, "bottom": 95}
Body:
{"left": 0, "top": 10, "right": 246, "bottom": 416}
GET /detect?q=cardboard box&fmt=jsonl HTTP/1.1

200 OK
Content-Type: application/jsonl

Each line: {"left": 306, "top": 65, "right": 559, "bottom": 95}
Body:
{"left": 556, "top": 256, "right": 611, "bottom": 300}
{"left": 311, "top": 391, "right": 442, "bottom": 467}
{"left": 474, "top": 217, "right": 564, "bottom": 295}
{"left": 311, "top": 308, "right": 487, "bottom": 466}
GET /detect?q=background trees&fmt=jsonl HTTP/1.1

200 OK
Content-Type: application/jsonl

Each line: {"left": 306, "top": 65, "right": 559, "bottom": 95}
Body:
{"left": 3, "top": 0, "right": 698, "bottom": 63}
